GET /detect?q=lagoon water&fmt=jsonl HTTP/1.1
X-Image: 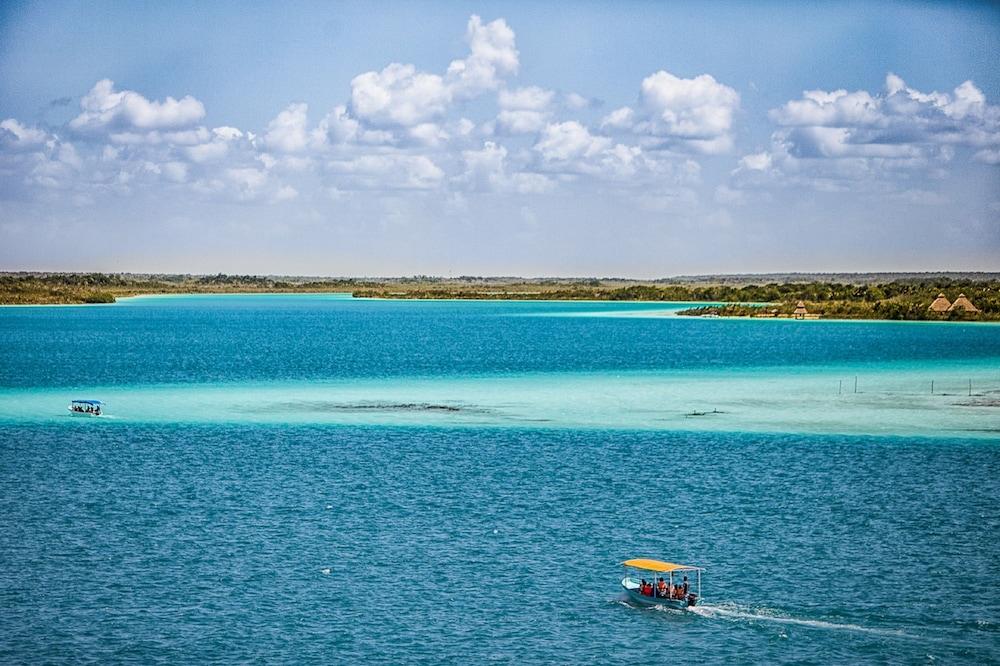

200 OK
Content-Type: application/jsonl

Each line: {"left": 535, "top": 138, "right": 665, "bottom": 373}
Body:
{"left": 1, "top": 294, "right": 998, "bottom": 663}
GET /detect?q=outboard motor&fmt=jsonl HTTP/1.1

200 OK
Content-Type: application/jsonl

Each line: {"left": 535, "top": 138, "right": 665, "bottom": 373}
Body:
{"left": 686, "top": 593, "right": 697, "bottom": 607}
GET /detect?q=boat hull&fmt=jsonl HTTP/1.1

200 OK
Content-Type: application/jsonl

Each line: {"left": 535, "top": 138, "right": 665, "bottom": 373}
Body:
{"left": 621, "top": 577, "right": 695, "bottom": 609}
{"left": 624, "top": 587, "right": 691, "bottom": 609}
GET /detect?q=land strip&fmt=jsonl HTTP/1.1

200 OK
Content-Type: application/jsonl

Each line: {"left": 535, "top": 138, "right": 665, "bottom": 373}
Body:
{"left": 1, "top": 272, "right": 998, "bottom": 321}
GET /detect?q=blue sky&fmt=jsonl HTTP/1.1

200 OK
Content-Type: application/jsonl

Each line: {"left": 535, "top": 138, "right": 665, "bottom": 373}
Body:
{"left": 1, "top": 0, "right": 998, "bottom": 276}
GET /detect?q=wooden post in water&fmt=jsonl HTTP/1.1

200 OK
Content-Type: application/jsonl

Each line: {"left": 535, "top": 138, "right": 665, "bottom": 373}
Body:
{"left": 839, "top": 380, "right": 842, "bottom": 395}
{"left": 969, "top": 379, "right": 972, "bottom": 397}
{"left": 931, "top": 380, "right": 934, "bottom": 395}
{"left": 854, "top": 376, "right": 858, "bottom": 394}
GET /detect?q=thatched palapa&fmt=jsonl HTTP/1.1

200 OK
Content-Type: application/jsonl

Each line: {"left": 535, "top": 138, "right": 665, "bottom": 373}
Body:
{"left": 928, "top": 293, "right": 951, "bottom": 312}
{"left": 948, "top": 293, "right": 979, "bottom": 313}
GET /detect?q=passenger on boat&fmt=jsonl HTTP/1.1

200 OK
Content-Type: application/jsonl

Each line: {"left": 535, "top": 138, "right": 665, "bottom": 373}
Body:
{"left": 641, "top": 580, "right": 653, "bottom": 596}
{"left": 656, "top": 578, "right": 667, "bottom": 597}
{"left": 681, "top": 576, "right": 689, "bottom": 596}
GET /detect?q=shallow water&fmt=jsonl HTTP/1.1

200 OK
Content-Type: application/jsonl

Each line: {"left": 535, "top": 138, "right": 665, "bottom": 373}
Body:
{"left": 1, "top": 295, "right": 998, "bottom": 663}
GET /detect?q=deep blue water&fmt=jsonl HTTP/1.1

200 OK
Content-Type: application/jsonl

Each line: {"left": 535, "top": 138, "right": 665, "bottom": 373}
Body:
{"left": 2, "top": 295, "right": 998, "bottom": 387}
{"left": 1, "top": 295, "right": 999, "bottom": 663}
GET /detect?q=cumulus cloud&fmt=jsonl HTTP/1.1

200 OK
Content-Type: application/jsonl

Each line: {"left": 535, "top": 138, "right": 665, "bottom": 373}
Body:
{"left": 460, "top": 141, "right": 552, "bottom": 193}
{"left": 639, "top": 71, "right": 740, "bottom": 139}
{"left": 498, "top": 86, "right": 553, "bottom": 111}
{"left": 531, "top": 121, "right": 670, "bottom": 181}
{"left": 600, "top": 107, "right": 634, "bottom": 130}
{"left": 0, "top": 119, "right": 50, "bottom": 150}
{"left": 70, "top": 79, "right": 205, "bottom": 131}
{"left": 768, "top": 74, "right": 999, "bottom": 162}
{"left": 727, "top": 73, "right": 1000, "bottom": 197}
{"left": 349, "top": 15, "right": 519, "bottom": 129}
{"left": 446, "top": 15, "right": 519, "bottom": 94}
{"left": 350, "top": 64, "right": 451, "bottom": 127}
{"left": 263, "top": 103, "right": 314, "bottom": 153}
{"left": 496, "top": 110, "right": 550, "bottom": 134}
{"left": 494, "top": 86, "right": 554, "bottom": 134}
{"left": 534, "top": 121, "right": 611, "bottom": 162}
{"left": 600, "top": 70, "right": 739, "bottom": 154}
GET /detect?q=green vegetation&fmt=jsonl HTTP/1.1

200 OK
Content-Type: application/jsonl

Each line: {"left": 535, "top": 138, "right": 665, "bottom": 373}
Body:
{"left": 0, "top": 273, "right": 368, "bottom": 305}
{"left": 674, "top": 281, "right": 1000, "bottom": 321}
{"left": 1, "top": 272, "right": 997, "bottom": 321}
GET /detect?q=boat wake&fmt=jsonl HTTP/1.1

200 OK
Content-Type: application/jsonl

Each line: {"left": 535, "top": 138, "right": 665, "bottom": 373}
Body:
{"left": 686, "top": 603, "right": 912, "bottom": 638}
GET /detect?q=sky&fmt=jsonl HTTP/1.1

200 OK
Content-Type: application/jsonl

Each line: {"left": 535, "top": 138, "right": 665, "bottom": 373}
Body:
{"left": 0, "top": 0, "right": 998, "bottom": 277}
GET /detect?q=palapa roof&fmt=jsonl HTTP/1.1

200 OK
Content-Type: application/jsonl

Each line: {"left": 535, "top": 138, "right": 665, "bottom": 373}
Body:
{"left": 928, "top": 293, "right": 951, "bottom": 312}
{"left": 948, "top": 293, "right": 979, "bottom": 313}
{"left": 793, "top": 300, "right": 808, "bottom": 314}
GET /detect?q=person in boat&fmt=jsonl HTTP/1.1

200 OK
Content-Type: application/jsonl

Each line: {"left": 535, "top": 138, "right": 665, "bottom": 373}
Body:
{"left": 642, "top": 579, "right": 653, "bottom": 596}
{"left": 681, "top": 576, "right": 690, "bottom": 597}
{"left": 656, "top": 577, "right": 667, "bottom": 597}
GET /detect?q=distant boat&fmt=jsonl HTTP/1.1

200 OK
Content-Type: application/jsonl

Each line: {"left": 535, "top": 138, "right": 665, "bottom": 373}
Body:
{"left": 621, "top": 558, "right": 703, "bottom": 609}
{"left": 69, "top": 399, "right": 104, "bottom": 417}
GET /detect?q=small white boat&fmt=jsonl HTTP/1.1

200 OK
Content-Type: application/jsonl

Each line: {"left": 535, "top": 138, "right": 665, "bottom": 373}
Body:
{"left": 69, "top": 399, "right": 104, "bottom": 417}
{"left": 621, "top": 558, "right": 703, "bottom": 609}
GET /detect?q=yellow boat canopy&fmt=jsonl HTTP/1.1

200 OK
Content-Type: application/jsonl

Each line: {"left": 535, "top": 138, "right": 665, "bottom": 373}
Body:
{"left": 621, "top": 558, "right": 704, "bottom": 573}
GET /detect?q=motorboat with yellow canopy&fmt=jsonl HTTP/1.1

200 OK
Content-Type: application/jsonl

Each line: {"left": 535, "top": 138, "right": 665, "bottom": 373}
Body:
{"left": 621, "top": 558, "right": 703, "bottom": 608}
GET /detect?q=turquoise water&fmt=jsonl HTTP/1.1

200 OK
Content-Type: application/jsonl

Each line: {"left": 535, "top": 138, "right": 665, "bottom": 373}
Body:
{"left": 1, "top": 295, "right": 998, "bottom": 663}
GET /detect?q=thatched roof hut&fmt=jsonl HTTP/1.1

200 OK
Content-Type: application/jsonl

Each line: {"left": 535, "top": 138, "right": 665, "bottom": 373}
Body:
{"left": 928, "top": 293, "right": 951, "bottom": 312}
{"left": 948, "top": 293, "right": 979, "bottom": 313}
{"left": 793, "top": 300, "right": 808, "bottom": 319}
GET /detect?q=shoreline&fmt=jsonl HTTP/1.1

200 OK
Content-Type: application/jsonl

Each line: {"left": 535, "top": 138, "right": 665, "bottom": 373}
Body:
{"left": 2, "top": 291, "right": 997, "bottom": 323}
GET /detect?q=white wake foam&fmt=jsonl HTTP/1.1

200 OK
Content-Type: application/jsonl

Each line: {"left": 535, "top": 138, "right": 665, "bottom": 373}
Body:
{"left": 689, "top": 603, "right": 911, "bottom": 637}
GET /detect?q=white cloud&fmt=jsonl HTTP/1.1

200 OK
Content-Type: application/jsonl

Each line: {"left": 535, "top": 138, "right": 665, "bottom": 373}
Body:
{"left": 639, "top": 70, "right": 739, "bottom": 140}
{"left": 600, "top": 70, "right": 739, "bottom": 154}
{"left": 460, "top": 141, "right": 553, "bottom": 193}
{"left": 769, "top": 89, "right": 881, "bottom": 127}
{"left": 534, "top": 121, "right": 611, "bottom": 162}
{"left": 213, "top": 126, "right": 243, "bottom": 141}
{"left": 447, "top": 15, "right": 519, "bottom": 94}
{"left": 317, "top": 105, "right": 360, "bottom": 144}
{"left": 70, "top": 79, "right": 205, "bottom": 131}
{"left": 0, "top": 119, "right": 49, "bottom": 149}
{"left": 737, "top": 152, "right": 772, "bottom": 171}
{"left": 409, "top": 122, "right": 449, "bottom": 147}
{"left": 600, "top": 107, "right": 634, "bottom": 130}
{"left": 727, "top": 73, "right": 1000, "bottom": 196}
{"left": 564, "top": 92, "right": 590, "bottom": 110}
{"left": 263, "top": 103, "right": 313, "bottom": 153}
{"left": 350, "top": 64, "right": 451, "bottom": 127}
{"left": 496, "top": 110, "right": 550, "bottom": 134}
{"left": 771, "top": 74, "right": 1000, "bottom": 161}
{"left": 186, "top": 141, "right": 229, "bottom": 163}
{"left": 349, "top": 15, "right": 518, "bottom": 128}
{"left": 327, "top": 154, "right": 444, "bottom": 189}
{"left": 498, "top": 86, "right": 553, "bottom": 111}
{"left": 226, "top": 167, "right": 268, "bottom": 194}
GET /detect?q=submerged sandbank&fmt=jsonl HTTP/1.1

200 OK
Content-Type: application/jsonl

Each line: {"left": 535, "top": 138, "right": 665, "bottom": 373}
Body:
{"left": 2, "top": 363, "right": 997, "bottom": 438}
